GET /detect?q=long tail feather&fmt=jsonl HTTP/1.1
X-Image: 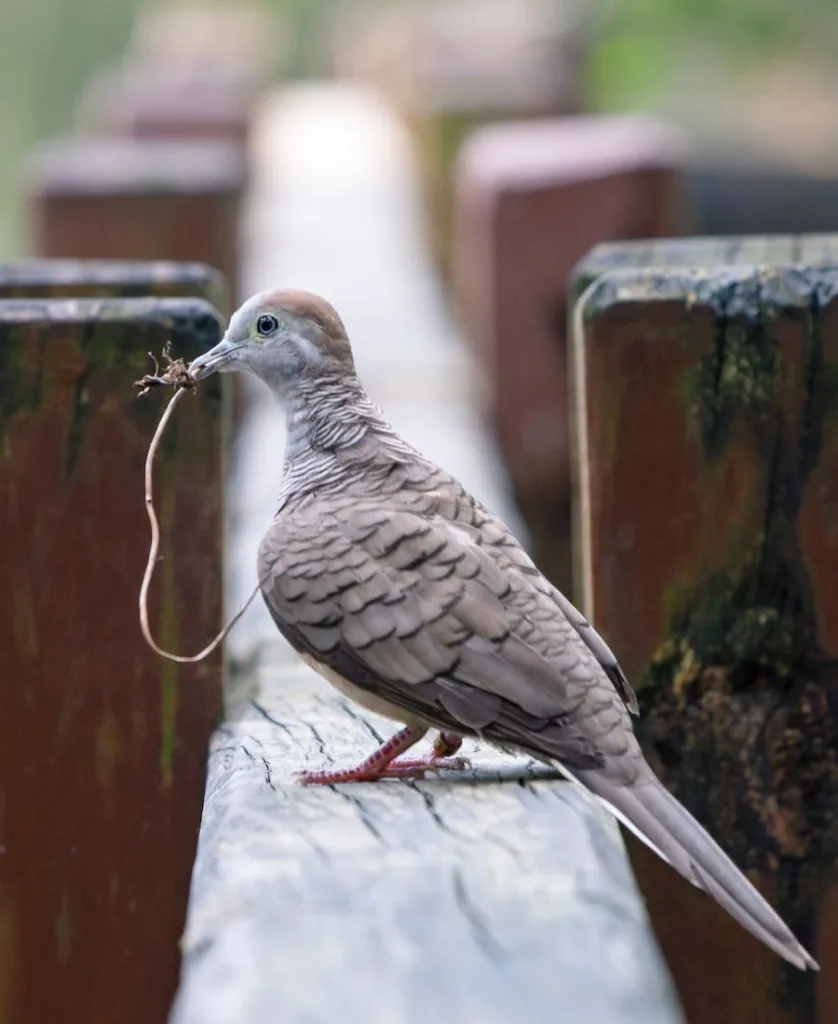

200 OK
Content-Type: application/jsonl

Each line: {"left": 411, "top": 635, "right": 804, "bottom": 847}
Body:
{"left": 577, "top": 770, "right": 818, "bottom": 971}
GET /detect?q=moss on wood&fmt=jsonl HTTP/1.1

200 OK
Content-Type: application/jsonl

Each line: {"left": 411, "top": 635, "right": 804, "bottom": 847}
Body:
{"left": 629, "top": 268, "right": 838, "bottom": 1012}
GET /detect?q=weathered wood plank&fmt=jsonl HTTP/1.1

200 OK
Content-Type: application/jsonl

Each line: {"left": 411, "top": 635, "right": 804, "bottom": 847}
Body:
{"left": 0, "top": 297, "right": 225, "bottom": 1024}
{"left": 171, "top": 675, "right": 682, "bottom": 1024}
{"left": 0, "top": 258, "right": 227, "bottom": 311}
{"left": 570, "top": 234, "right": 838, "bottom": 305}
{"left": 571, "top": 242, "right": 838, "bottom": 1022}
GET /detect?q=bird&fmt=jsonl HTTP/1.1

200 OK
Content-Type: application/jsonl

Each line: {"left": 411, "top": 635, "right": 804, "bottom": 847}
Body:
{"left": 188, "top": 287, "right": 818, "bottom": 972}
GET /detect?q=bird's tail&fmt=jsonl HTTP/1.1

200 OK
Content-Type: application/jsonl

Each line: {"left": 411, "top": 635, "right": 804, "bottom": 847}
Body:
{"left": 578, "top": 769, "right": 819, "bottom": 971}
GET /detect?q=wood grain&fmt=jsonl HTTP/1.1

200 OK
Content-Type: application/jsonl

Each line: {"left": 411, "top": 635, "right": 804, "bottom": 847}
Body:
{"left": 171, "top": 673, "right": 682, "bottom": 1024}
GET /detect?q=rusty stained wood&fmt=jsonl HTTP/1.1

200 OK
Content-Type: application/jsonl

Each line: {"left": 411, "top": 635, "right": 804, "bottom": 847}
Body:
{"left": 0, "top": 297, "right": 225, "bottom": 1024}
{"left": 170, "top": 671, "right": 682, "bottom": 1024}
{"left": 571, "top": 245, "right": 838, "bottom": 1023}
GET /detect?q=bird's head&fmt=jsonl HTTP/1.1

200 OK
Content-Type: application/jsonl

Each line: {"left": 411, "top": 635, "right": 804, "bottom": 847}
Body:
{"left": 189, "top": 289, "right": 355, "bottom": 394}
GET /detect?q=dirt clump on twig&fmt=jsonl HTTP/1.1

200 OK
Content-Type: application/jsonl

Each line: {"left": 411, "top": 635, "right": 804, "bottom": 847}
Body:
{"left": 134, "top": 342, "right": 197, "bottom": 396}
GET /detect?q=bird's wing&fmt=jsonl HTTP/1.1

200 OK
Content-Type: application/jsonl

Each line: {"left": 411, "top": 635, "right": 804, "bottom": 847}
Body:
{"left": 443, "top": 507, "right": 640, "bottom": 715}
{"left": 258, "top": 499, "right": 642, "bottom": 777}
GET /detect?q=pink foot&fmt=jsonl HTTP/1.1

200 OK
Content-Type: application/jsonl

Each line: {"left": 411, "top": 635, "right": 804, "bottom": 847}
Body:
{"left": 375, "top": 754, "right": 471, "bottom": 779}
{"left": 296, "top": 764, "right": 393, "bottom": 785}
{"left": 296, "top": 754, "right": 470, "bottom": 786}
{"left": 295, "top": 727, "right": 468, "bottom": 786}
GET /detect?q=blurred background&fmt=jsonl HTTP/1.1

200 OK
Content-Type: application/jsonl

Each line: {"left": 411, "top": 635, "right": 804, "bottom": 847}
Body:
{"left": 5, "top": 0, "right": 838, "bottom": 259}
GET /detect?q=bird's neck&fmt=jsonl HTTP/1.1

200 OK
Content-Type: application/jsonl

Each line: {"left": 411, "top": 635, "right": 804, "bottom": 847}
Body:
{"left": 284, "top": 372, "right": 373, "bottom": 454}
{"left": 277, "top": 373, "right": 412, "bottom": 503}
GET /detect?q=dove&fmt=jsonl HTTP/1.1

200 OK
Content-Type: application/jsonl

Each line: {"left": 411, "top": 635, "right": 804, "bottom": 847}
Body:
{"left": 188, "top": 288, "right": 818, "bottom": 972}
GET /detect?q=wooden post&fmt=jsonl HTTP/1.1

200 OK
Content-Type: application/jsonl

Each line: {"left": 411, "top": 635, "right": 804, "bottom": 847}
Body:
{"left": 26, "top": 138, "right": 244, "bottom": 303}
{"left": 0, "top": 296, "right": 225, "bottom": 1024}
{"left": 452, "top": 116, "right": 684, "bottom": 594}
{"left": 0, "top": 258, "right": 227, "bottom": 312}
{"left": 571, "top": 235, "right": 838, "bottom": 1023}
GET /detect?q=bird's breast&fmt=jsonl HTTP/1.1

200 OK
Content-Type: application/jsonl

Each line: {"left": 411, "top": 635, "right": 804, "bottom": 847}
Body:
{"left": 297, "top": 652, "right": 426, "bottom": 728}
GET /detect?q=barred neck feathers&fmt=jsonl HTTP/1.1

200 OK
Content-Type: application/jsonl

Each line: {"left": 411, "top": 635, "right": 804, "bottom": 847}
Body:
{"left": 278, "top": 371, "right": 417, "bottom": 505}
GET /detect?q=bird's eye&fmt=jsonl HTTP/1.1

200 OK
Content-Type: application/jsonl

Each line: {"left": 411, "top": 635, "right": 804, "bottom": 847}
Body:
{"left": 256, "top": 314, "right": 279, "bottom": 337}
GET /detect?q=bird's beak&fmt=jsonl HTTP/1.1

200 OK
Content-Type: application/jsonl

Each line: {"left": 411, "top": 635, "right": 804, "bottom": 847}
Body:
{"left": 188, "top": 337, "right": 240, "bottom": 381}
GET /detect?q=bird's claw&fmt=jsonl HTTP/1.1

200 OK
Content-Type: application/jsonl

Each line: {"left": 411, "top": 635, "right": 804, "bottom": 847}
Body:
{"left": 380, "top": 755, "right": 471, "bottom": 779}
{"left": 294, "top": 755, "right": 471, "bottom": 786}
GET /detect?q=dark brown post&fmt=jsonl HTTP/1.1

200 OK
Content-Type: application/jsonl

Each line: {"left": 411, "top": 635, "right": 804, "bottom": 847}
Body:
{"left": 452, "top": 116, "right": 684, "bottom": 594}
{"left": 26, "top": 138, "right": 244, "bottom": 303}
{"left": 0, "top": 296, "right": 224, "bottom": 1024}
{"left": 571, "top": 235, "right": 838, "bottom": 1023}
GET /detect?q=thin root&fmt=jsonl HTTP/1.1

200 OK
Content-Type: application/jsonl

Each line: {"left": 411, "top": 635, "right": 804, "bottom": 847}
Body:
{"left": 137, "top": 351, "right": 260, "bottom": 663}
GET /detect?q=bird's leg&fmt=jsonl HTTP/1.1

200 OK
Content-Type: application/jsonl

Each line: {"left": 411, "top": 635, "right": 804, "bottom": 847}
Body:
{"left": 296, "top": 728, "right": 468, "bottom": 786}
{"left": 383, "top": 730, "right": 470, "bottom": 776}
{"left": 296, "top": 726, "right": 426, "bottom": 785}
